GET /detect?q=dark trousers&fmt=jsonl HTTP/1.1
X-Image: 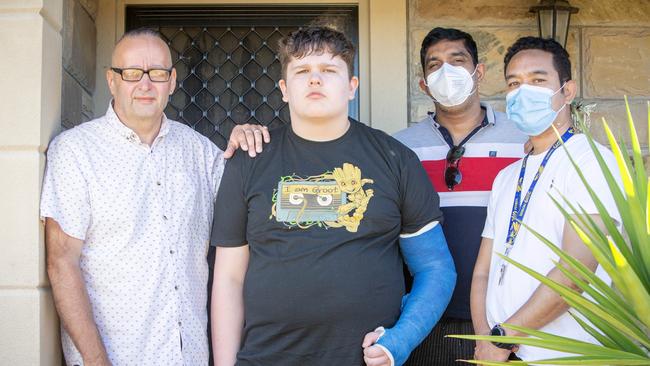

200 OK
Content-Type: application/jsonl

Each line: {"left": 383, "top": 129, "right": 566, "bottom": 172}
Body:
{"left": 404, "top": 318, "right": 475, "bottom": 366}
{"left": 403, "top": 318, "right": 522, "bottom": 365}
{"left": 208, "top": 246, "right": 215, "bottom": 365}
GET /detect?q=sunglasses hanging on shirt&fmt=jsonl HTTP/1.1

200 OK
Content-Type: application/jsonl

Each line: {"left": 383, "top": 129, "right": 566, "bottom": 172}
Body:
{"left": 445, "top": 145, "right": 465, "bottom": 190}
{"left": 437, "top": 114, "right": 487, "bottom": 191}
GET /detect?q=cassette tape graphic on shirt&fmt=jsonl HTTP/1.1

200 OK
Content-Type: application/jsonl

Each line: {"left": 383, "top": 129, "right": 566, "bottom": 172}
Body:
{"left": 276, "top": 181, "right": 345, "bottom": 222}
{"left": 271, "top": 163, "right": 375, "bottom": 232}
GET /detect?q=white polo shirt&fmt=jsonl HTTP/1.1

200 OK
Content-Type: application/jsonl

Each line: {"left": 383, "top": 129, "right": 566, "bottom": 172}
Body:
{"left": 482, "top": 134, "right": 620, "bottom": 361}
{"left": 41, "top": 104, "right": 224, "bottom": 365}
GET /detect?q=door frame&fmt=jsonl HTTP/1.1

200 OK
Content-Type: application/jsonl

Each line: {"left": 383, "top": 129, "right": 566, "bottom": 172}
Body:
{"left": 95, "top": 0, "right": 408, "bottom": 133}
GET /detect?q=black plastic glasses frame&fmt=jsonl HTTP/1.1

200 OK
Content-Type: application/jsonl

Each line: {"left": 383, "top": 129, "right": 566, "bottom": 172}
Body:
{"left": 111, "top": 67, "right": 172, "bottom": 82}
{"left": 444, "top": 145, "right": 465, "bottom": 190}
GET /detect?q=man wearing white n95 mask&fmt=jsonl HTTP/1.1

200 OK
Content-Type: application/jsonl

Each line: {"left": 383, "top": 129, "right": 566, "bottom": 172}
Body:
{"left": 393, "top": 27, "right": 527, "bottom": 365}
{"left": 425, "top": 60, "right": 479, "bottom": 108}
{"left": 471, "top": 36, "right": 621, "bottom": 363}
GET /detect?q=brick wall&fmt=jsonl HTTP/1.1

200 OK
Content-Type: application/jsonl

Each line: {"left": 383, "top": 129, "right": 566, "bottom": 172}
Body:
{"left": 408, "top": 0, "right": 650, "bottom": 147}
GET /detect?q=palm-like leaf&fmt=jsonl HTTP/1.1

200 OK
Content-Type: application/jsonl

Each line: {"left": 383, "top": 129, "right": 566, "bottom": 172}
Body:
{"left": 451, "top": 99, "right": 650, "bottom": 365}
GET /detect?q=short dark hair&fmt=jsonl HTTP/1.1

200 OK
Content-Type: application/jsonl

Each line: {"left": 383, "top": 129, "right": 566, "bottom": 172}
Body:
{"left": 278, "top": 26, "right": 355, "bottom": 79}
{"left": 504, "top": 36, "right": 572, "bottom": 84}
{"left": 420, "top": 27, "right": 479, "bottom": 73}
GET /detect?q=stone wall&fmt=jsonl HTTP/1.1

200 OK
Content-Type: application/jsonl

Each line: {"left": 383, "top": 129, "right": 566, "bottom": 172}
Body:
{"left": 408, "top": 0, "right": 650, "bottom": 148}
{"left": 62, "top": 0, "right": 97, "bottom": 128}
{"left": 0, "top": 0, "right": 63, "bottom": 364}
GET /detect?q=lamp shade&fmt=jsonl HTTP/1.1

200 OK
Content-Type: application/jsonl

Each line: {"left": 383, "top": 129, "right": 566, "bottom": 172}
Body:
{"left": 530, "top": 0, "right": 579, "bottom": 47}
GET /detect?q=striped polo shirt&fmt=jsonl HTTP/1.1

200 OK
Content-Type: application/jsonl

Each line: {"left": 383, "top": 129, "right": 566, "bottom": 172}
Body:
{"left": 393, "top": 102, "right": 527, "bottom": 319}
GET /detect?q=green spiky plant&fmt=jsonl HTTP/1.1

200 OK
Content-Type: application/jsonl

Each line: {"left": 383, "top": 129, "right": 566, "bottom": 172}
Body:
{"left": 450, "top": 98, "right": 650, "bottom": 365}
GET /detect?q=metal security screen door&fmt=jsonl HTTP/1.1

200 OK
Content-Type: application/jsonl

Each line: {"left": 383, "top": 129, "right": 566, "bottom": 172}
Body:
{"left": 126, "top": 6, "right": 359, "bottom": 150}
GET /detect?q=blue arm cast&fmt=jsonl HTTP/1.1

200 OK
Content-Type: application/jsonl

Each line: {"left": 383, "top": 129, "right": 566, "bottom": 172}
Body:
{"left": 376, "top": 222, "right": 456, "bottom": 366}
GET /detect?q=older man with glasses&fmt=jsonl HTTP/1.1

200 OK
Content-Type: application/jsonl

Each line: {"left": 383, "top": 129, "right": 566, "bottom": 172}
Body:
{"left": 40, "top": 28, "right": 269, "bottom": 365}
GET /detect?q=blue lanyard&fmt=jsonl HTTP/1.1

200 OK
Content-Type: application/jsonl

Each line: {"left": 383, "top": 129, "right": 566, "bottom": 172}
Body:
{"left": 498, "top": 128, "right": 575, "bottom": 285}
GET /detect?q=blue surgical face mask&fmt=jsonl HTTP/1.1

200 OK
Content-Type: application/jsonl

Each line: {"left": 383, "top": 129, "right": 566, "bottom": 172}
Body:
{"left": 506, "top": 84, "right": 567, "bottom": 136}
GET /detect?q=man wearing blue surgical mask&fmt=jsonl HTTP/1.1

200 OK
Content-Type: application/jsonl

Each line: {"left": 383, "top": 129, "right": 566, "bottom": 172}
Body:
{"left": 394, "top": 28, "right": 527, "bottom": 365}
{"left": 471, "top": 37, "right": 621, "bottom": 363}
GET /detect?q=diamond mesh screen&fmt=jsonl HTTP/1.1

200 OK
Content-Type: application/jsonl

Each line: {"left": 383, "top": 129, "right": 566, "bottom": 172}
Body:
{"left": 126, "top": 6, "right": 358, "bottom": 150}
{"left": 161, "top": 26, "right": 291, "bottom": 148}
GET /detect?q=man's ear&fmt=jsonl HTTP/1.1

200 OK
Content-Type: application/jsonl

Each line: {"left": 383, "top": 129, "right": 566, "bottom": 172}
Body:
{"left": 348, "top": 76, "right": 359, "bottom": 100}
{"left": 475, "top": 63, "right": 486, "bottom": 83}
{"left": 419, "top": 78, "right": 433, "bottom": 99}
{"left": 562, "top": 79, "right": 577, "bottom": 105}
{"left": 106, "top": 68, "right": 116, "bottom": 96}
{"left": 169, "top": 68, "right": 177, "bottom": 95}
{"left": 279, "top": 79, "right": 288, "bottom": 103}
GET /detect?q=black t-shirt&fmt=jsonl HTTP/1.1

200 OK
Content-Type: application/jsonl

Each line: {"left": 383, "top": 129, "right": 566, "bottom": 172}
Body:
{"left": 211, "top": 120, "right": 443, "bottom": 366}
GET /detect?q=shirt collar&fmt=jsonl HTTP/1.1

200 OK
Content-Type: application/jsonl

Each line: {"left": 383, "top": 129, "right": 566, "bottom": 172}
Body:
{"left": 105, "top": 101, "right": 171, "bottom": 144}
{"left": 428, "top": 101, "right": 497, "bottom": 128}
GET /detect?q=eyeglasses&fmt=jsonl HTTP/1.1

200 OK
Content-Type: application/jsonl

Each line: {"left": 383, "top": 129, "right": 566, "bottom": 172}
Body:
{"left": 111, "top": 67, "right": 172, "bottom": 82}
{"left": 444, "top": 145, "right": 465, "bottom": 190}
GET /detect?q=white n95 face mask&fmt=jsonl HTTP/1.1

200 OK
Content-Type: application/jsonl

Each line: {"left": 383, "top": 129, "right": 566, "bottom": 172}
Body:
{"left": 425, "top": 63, "right": 477, "bottom": 107}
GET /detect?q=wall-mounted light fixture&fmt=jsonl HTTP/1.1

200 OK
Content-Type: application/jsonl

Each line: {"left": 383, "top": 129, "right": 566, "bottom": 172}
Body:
{"left": 529, "top": 0, "right": 579, "bottom": 47}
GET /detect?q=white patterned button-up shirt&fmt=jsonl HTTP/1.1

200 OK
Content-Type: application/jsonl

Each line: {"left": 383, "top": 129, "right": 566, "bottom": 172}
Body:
{"left": 41, "top": 104, "right": 224, "bottom": 365}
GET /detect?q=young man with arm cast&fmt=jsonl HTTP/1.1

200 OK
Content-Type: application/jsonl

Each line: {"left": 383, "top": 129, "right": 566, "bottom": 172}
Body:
{"left": 211, "top": 26, "right": 456, "bottom": 366}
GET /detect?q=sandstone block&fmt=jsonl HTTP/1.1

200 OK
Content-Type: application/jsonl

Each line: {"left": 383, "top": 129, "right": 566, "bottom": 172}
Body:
{"left": 411, "top": 0, "right": 534, "bottom": 27}
{"left": 39, "top": 288, "right": 62, "bottom": 365}
{"left": 571, "top": 0, "right": 650, "bottom": 26}
{"left": 583, "top": 29, "right": 650, "bottom": 99}
{"left": 63, "top": 0, "right": 96, "bottom": 92}
{"left": 0, "top": 16, "right": 47, "bottom": 147}
{"left": 584, "top": 99, "right": 648, "bottom": 148}
{"left": 475, "top": 27, "right": 538, "bottom": 98}
{"left": 410, "top": 0, "right": 650, "bottom": 28}
{"left": 42, "top": 18, "right": 64, "bottom": 148}
{"left": 0, "top": 151, "right": 43, "bottom": 288}
{"left": 0, "top": 289, "right": 61, "bottom": 366}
